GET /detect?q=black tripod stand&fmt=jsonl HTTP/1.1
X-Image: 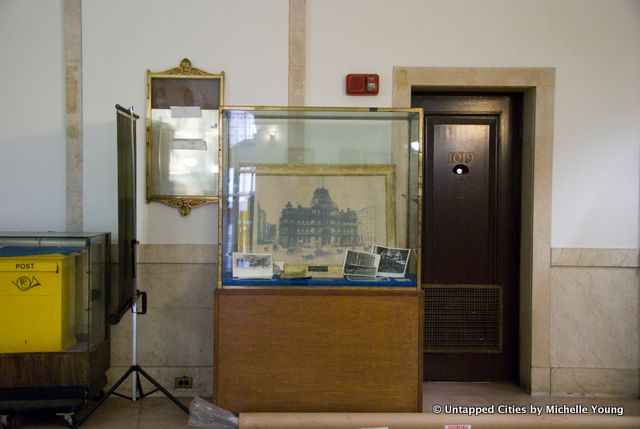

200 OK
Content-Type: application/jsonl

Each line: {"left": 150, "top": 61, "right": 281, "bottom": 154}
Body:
{"left": 75, "top": 290, "right": 189, "bottom": 428}
{"left": 105, "top": 290, "right": 188, "bottom": 411}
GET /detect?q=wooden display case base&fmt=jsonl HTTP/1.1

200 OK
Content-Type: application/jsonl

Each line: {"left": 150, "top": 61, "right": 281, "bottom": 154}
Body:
{"left": 214, "top": 288, "right": 423, "bottom": 413}
{"left": 0, "top": 340, "right": 110, "bottom": 400}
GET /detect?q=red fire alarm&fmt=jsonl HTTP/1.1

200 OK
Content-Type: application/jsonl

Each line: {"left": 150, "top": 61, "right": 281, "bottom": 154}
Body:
{"left": 346, "top": 74, "right": 379, "bottom": 95}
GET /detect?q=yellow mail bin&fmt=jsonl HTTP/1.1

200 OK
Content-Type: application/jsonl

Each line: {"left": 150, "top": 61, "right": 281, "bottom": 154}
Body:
{"left": 0, "top": 253, "right": 76, "bottom": 353}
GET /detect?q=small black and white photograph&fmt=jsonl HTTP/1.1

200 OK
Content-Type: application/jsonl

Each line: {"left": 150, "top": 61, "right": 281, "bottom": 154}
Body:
{"left": 342, "top": 249, "right": 381, "bottom": 277}
{"left": 232, "top": 252, "right": 273, "bottom": 278}
{"left": 372, "top": 245, "right": 411, "bottom": 278}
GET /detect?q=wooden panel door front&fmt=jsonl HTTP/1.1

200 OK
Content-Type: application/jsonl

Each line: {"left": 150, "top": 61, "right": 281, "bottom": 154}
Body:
{"left": 413, "top": 94, "right": 522, "bottom": 381}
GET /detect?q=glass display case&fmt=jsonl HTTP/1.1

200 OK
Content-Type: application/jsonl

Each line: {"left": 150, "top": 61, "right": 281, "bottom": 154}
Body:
{"left": 0, "top": 232, "right": 110, "bottom": 354}
{"left": 219, "top": 107, "right": 423, "bottom": 288}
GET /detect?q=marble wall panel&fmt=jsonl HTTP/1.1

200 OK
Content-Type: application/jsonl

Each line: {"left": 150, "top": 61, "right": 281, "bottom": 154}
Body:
{"left": 288, "top": 0, "right": 305, "bottom": 105}
{"left": 137, "top": 244, "right": 216, "bottom": 264}
{"left": 550, "top": 267, "right": 639, "bottom": 370}
{"left": 110, "top": 307, "right": 213, "bottom": 367}
{"left": 65, "top": 0, "right": 83, "bottom": 231}
{"left": 135, "top": 263, "right": 215, "bottom": 310}
{"left": 551, "top": 368, "right": 639, "bottom": 398}
{"left": 108, "top": 253, "right": 216, "bottom": 395}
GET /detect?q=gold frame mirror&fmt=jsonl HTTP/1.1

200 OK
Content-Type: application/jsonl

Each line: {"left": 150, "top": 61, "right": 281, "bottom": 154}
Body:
{"left": 146, "top": 58, "right": 224, "bottom": 215}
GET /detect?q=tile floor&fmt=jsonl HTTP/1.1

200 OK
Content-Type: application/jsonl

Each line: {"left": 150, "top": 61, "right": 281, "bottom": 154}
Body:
{"left": 4, "top": 382, "right": 639, "bottom": 428}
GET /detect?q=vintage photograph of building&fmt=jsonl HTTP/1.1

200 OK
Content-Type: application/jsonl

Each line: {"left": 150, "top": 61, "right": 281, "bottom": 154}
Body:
{"left": 250, "top": 172, "right": 389, "bottom": 266}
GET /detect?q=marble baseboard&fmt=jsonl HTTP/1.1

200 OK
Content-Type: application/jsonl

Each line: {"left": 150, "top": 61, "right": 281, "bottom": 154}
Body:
{"left": 105, "top": 365, "right": 212, "bottom": 398}
{"left": 552, "top": 248, "right": 639, "bottom": 268}
{"left": 551, "top": 368, "right": 639, "bottom": 397}
{"left": 530, "top": 367, "right": 551, "bottom": 396}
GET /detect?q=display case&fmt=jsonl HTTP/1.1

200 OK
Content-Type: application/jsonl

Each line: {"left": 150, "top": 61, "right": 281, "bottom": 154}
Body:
{"left": 0, "top": 232, "right": 111, "bottom": 423}
{"left": 219, "top": 107, "right": 423, "bottom": 288}
{"left": 214, "top": 107, "right": 425, "bottom": 413}
{"left": 0, "top": 232, "right": 110, "bottom": 354}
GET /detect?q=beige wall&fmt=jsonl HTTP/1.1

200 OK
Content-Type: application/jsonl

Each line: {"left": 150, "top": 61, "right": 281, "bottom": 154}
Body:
{"left": 305, "top": 0, "right": 640, "bottom": 249}
{"left": 0, "top": 0, "right": 67, "bottom": 230}
{"left": 81, "top": 0, "right": 289, "bottom": 244}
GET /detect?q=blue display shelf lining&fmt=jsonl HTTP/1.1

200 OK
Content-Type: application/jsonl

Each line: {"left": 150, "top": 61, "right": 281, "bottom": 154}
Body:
{"left": 0, "top": 246, "right": 84, "bottom": 257}
{"left": 222, "top": 273, "right": 417, "bottom": 287}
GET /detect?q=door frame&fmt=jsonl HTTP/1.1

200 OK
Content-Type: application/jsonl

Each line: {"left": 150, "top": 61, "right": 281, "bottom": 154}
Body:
{"left": 393, "top": 67, "right": 555, "bottom": 395}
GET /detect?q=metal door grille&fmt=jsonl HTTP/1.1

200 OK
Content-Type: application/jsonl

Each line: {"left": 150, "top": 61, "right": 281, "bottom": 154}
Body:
{"left": 424, "top": 285, "right": 502, "bottom": 353}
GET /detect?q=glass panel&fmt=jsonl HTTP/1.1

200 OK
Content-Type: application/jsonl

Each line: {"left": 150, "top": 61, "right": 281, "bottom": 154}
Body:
{"left": 225, "top": 110, "right": 416, "bottom": 170}
{"left": 220, "top": 108, "right": 423, "bottom": 288}
{"left": 149, "top": 108, "right": 218, "bottom": 196}
{"left": 88, "top": 234, "right": 108, "bottom": 349}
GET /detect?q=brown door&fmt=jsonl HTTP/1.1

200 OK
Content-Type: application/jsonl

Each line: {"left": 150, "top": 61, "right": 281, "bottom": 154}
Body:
{"left": 412, "top": 93, "right": 521, "bottom": 381}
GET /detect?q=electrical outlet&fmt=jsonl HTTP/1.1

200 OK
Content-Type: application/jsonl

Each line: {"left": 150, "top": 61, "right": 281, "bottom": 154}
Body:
{"left": 174, "top": 376, "right": 193, "bottom": 389}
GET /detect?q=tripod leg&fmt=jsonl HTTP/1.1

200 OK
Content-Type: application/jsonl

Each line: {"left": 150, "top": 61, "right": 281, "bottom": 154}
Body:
{"left": 105, "top": 366, "right": 136, "bottom": 397}
{"left": 73, "top": 366, "right": 137, "bottom": 427}
{"left": 135, "top": 366, "right": 189, "bottom": 414}
{"left": 134, "top": 369, "right": 145, "bottom": 400}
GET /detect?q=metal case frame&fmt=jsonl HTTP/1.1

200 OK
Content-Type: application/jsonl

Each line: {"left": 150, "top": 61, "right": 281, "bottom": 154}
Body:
{"left": 218, "top": 106, "right": 423, "bottom": 289}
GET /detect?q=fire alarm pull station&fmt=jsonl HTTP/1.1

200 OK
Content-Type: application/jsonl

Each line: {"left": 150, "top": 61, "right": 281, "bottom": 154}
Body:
{"left": 346, "top": 74, "right": 379, "bottom": 95}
